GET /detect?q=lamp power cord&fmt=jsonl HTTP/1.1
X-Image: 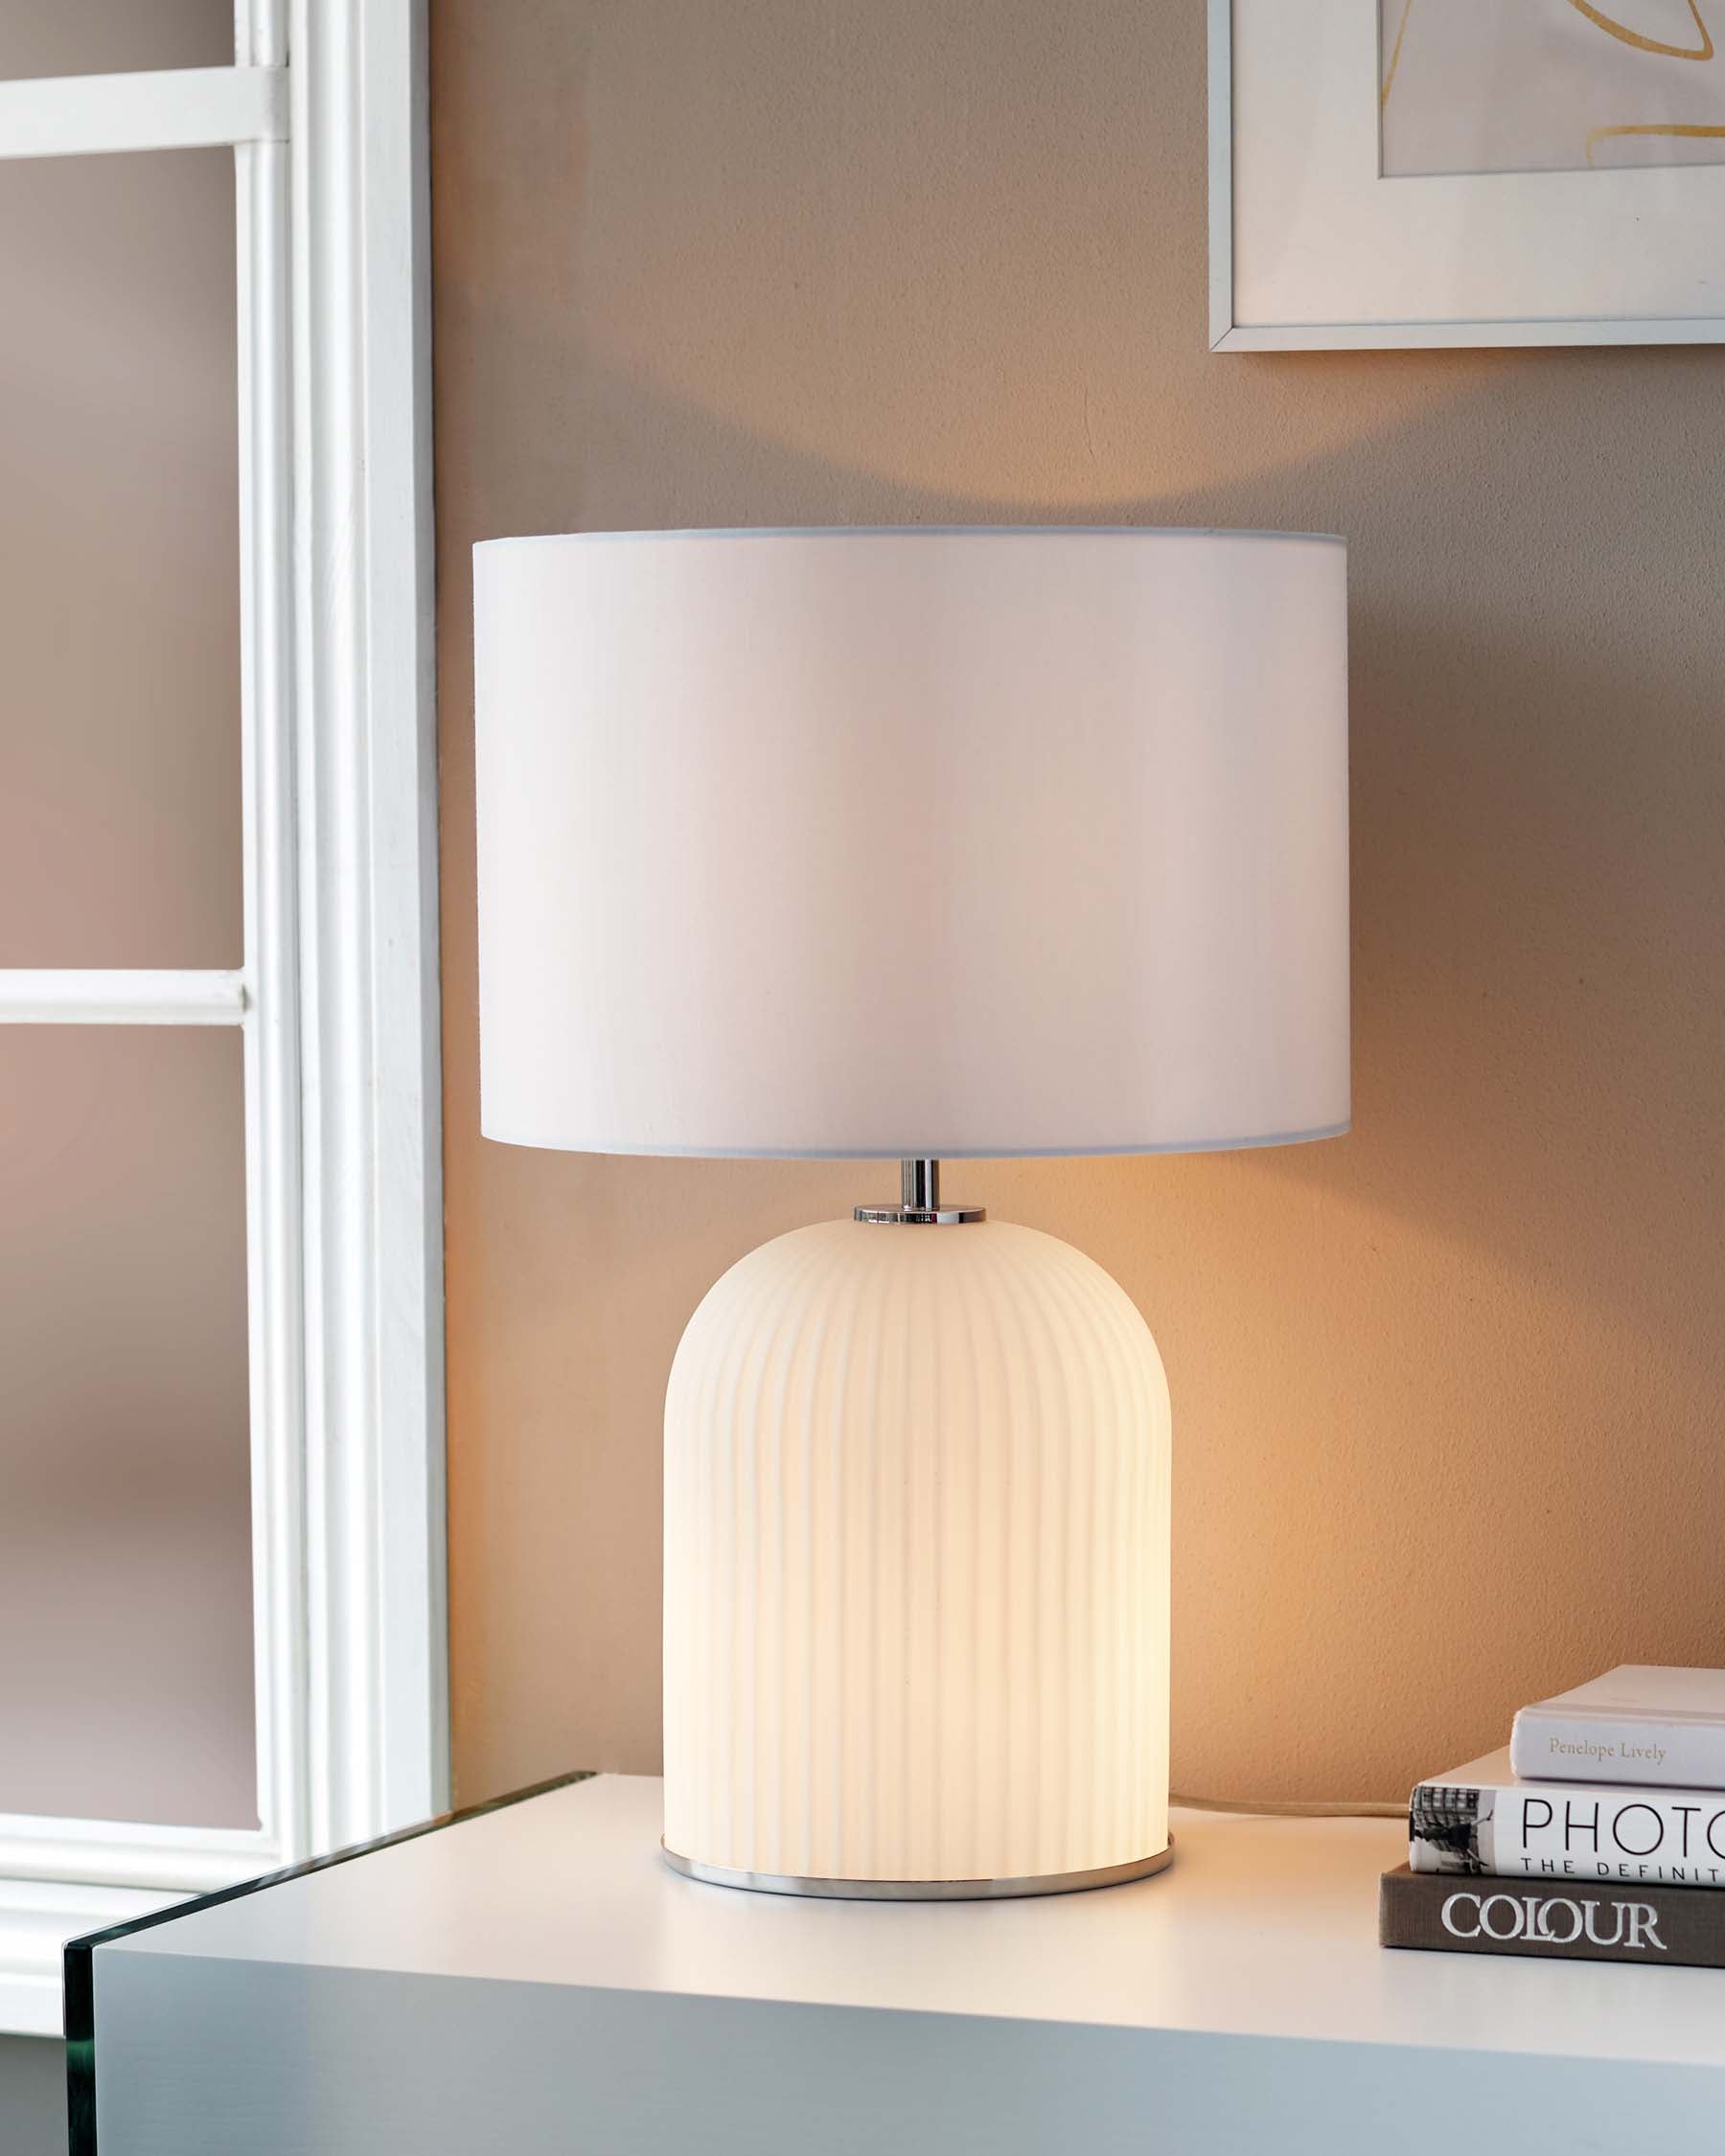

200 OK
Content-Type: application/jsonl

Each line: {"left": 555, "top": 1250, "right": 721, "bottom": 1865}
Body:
{"left": 1169, "top": 1792, "right": 1407, "bottom": 1820}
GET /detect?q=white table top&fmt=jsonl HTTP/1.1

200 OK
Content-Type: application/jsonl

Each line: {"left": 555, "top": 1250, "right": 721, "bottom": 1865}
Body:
{"left": 112, "top": 1773, "right": 1725, "bottom": 2070}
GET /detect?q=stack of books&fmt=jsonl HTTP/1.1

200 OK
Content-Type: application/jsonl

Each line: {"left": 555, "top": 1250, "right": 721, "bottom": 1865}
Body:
{"left": 1381, "top": 1665, "right": 1725, "bottom": 1968}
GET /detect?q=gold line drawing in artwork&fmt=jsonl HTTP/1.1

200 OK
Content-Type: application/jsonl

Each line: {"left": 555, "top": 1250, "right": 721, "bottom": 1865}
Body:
{"left": 1563, "top": 0, "right": 1714, "bottom": 60}
{"left": 1380, "top": 0, "right": 1725, "bottom": 175}
{"left": 1586, "top": 119, "right": 1725, "bottom": 159}
{"left": 1381, "top": 0, "right": 1416, "bottom": 109}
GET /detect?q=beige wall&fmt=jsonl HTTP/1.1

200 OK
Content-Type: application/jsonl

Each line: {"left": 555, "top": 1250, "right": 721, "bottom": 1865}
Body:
{"left": 430, "top": 0, "right": 1725, "bottom": 1808}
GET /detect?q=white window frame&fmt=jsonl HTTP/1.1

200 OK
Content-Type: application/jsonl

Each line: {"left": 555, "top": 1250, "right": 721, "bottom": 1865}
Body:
{"left": 0, "top": 0, "right": 445, "bottom": 2036}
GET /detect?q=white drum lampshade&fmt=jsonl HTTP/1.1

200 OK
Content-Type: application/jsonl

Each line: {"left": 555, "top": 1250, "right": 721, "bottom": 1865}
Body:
{"left": 475, "top": 528, "right": 1349, "bottom": 1896}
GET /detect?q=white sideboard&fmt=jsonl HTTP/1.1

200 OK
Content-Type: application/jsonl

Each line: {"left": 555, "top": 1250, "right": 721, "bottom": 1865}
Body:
{"left": 75, "top": 1773, "right": 1725, "bottom": 2154}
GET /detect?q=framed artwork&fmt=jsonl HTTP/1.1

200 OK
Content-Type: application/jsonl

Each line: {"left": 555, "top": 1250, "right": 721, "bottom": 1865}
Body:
{"left": 1209, "top": 0, "right": 1725, "bottom": 349}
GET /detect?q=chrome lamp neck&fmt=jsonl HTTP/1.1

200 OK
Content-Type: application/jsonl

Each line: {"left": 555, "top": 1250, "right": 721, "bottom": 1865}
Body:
{"left": 902, "top": 1157, "right": 940, "bottom": 1212}
{"left": 854, "top": 1158, "right": 985, "bottom": 1227}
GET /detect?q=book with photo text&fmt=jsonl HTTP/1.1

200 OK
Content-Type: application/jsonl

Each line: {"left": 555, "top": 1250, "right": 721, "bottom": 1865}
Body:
{"left": 1410, "top": 1747, "right": 1725, "bottom": 1890}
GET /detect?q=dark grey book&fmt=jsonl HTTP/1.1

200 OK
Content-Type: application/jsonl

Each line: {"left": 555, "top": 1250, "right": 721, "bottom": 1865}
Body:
{"left": 1380, "top": 1864, "right": 1725, "bottom": 1968}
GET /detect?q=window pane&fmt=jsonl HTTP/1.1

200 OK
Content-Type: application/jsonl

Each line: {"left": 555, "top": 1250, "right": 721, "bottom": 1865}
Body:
{"left": 0, "top": 149, "right": 241, "bottom": 967}
{"left": 0, "top": 0, "right": 232, "bottom": 79}
{"left": 0, "top": 1026, "right": 255, "bottom": 1829}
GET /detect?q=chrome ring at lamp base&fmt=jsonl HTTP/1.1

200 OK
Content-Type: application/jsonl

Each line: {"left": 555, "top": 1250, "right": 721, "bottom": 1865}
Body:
{"left": 853, "top": 1203, "right": 986, "bottom": 1226}
{"left": 660, "top": 1839, "right": 1173, "bottom": 1900}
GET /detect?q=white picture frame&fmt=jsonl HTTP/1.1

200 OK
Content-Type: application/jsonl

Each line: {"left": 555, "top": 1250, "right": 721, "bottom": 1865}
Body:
{"left": 1209, "top": 0, "right": 1725, "bottom": 350}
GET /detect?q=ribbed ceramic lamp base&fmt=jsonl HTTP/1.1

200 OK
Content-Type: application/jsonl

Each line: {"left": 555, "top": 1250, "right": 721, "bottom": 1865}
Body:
{"left": 662, "top": 1216, "right": 1172, "bottom": 1895}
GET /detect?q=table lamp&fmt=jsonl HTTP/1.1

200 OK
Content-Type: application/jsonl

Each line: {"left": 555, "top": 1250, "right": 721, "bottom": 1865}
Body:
{"left": 475, "top": 527, "right": 1349, "bottom": 1900}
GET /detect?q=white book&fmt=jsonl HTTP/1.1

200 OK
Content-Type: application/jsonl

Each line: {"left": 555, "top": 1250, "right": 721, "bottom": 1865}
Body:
{"left": 1510, "top": 1665, "right": 1725, "bottom": 1790}
{"left": 1410, "top": 1747, "right": 1725, "bottom": 1890}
